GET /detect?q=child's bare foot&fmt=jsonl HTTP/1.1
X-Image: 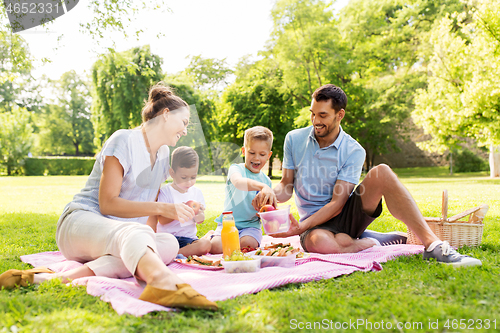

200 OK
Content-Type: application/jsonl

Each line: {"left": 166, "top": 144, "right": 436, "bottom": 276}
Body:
{"left": 201, "top": 230, "right": 215, "bottom": 240}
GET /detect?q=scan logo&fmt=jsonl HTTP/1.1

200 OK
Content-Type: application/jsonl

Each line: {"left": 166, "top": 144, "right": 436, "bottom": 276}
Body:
{"left": 3, "top": 0, "right": 79, "bottom": 33}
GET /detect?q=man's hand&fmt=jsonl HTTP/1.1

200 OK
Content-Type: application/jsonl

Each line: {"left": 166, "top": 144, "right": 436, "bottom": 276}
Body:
{"left": 269, "top": 214, "right": 302, "bottom": 238}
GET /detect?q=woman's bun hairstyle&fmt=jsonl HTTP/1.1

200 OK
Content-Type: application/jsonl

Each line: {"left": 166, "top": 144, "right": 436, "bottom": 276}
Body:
{"left": 142, "top": 82, "right": 188, "bottom": 122}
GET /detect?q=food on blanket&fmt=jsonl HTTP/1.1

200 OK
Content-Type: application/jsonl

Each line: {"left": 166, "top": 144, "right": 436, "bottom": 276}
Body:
{"left": 259, "top": 204, "right": 276, "bottom": 213}
{"left": 186, "top": 255, "right": 222, "bottom": 267}
{"left": 254, "top": 244, "right": 302, "bottom": 258}
{"left": 224, "top": 250, "right": 253, "bottom": 261}
{"left": 185, "top": 200, "right": 201, "bottom": 215}
{"left": 222, "top": 257, "right": 261, "bottom": 274}
{"left": 241, "top": 245, "right": 256, "bottom": 253}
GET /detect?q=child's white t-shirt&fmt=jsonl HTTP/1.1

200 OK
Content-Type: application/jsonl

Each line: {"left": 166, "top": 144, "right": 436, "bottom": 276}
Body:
{"left": 156, "top": 184, "right": 205, "bottom": 239}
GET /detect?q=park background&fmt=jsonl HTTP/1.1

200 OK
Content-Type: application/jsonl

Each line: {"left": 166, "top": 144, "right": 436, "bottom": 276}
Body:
{"left": 1, "top": 0, "right": 499, "bottom": 177}
{"left": 1, "top": 0, "right": 500, "bottom": 332}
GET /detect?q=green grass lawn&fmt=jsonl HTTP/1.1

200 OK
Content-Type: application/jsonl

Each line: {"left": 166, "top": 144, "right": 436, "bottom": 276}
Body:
{"left": 1, "top": 167, "right": 499, "bottom": 332}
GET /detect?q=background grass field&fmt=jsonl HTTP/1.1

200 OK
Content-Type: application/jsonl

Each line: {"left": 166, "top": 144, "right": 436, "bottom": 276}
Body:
{"left": 1, "top": 167, "right": 499, "bottom": 332}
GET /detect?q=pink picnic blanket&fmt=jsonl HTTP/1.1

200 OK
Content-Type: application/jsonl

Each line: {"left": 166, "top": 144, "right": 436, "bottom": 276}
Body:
{"left": 21, "top": 235, "right": 424, "bottom": 316}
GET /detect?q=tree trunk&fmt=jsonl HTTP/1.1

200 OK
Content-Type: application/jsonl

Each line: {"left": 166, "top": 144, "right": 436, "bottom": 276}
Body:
{"left": 365, "top": 150, "right": 371, "bottom": 171}
{"left": 268, "top": 157, "right": 273, "bottom": 179}
{"left": 449, "top": 151, "right": 453, "bottom": 175}
{"left": 489, "top": 144, "right": 500, "bottom": 178}
{"left": 74, "top": 142, "right": 79, "bottom": 156}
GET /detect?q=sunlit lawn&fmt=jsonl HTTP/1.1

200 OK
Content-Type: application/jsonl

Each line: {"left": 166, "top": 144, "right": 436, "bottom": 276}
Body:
{"left": 1, "top": 167, "right": 499, "bottom": 332}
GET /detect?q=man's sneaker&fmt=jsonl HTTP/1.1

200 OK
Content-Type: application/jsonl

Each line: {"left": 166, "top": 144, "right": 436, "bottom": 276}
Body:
{"left": 423, "top": 241, "right": 482, "bottom": 267}
{"left": 359, "top": 230, "right": 407, "bottom": 246}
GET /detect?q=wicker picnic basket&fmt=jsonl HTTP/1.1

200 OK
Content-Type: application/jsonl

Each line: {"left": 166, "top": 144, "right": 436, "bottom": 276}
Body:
{"left": 407, "top": 190, "right": 488, "bottom": 248}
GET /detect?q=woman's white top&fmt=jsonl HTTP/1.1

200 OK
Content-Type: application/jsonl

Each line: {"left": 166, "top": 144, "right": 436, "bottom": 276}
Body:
{"left": 67, "top": 128, "right": 170, "bottom": 224}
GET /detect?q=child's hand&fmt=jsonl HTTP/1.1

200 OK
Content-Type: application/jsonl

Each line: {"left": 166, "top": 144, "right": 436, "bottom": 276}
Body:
{"left": 253, "top": 185, "right": 277, "bottom": 210}
{"left": 194, "top": 210, "right": 205, "bottom": 224}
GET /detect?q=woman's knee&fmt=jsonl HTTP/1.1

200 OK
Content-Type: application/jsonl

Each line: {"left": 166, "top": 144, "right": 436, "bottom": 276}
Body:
{"left": 155, "top": 233, "right": 180, "bottom": 263}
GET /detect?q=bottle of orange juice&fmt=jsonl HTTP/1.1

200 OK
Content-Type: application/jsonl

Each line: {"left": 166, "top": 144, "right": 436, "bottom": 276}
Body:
{"left": 221, "top": 211, "right": 240, "bottom": 258}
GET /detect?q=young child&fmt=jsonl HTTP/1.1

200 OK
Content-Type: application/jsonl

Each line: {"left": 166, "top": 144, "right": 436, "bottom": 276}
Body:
{"left": 147, "top": 146, "right": 211, "bottom": 257}
{"left": 210, "top": 126, "right": 277, "bottom": 253}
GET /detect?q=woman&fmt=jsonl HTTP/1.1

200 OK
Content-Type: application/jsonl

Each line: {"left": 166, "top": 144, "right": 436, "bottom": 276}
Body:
{"left": 0, "top": 83, "right": 217, "bottom": 311}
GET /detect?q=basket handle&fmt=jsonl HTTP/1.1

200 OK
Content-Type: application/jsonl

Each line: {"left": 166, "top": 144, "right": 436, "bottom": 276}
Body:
{"left": 441, "top": 189, "right": 448, "bottom": 222}
{"left": 468, "top": 204, "right": 489, "bottom": 224}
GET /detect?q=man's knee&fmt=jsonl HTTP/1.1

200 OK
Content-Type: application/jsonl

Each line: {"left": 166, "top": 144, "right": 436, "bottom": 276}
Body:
{"left": 304, "top": 229, "right": 341, "bottom": 254}
{"left": 367, "top": 164, "right": 398, "bottom": 184}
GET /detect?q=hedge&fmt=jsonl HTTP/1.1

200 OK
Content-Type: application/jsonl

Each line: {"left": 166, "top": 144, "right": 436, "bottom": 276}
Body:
{"left": 23, "top": 157, "right": 96, "bottom": 176}
{"left": 454, "top": 149, "right": 489, "bottom": 173}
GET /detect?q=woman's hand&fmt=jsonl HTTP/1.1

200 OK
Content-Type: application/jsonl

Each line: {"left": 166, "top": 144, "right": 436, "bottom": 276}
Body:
{"left": 160, "top": 203, "right": 195, "bottom": 224}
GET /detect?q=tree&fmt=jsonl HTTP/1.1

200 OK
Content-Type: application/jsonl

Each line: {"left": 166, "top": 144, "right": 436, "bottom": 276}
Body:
{"left": 220, "top": 58, "right": 297, "bottom": 177}
{"left": 37, "top": 71, "right": 94, "bottom": 155}
{"left": 413, "top": 0, "right": 500, "bottom": 176}
{"left": 0, "top": 106, "right": 33, "bottom": 175}
{"left": 336, "top": 0, "right": 463, "bottom": 169}
{"left": 91, "top": 45, "right": 163, "bottom": 147}
{"left": 164, "top": 78, "right": 219, "bottom": 175}
{"left": 0, "top": 29, "right": 34, "bottom": 111}
{"left": 182, "top": 55, "right": 233, "bottom": 91}
{"left": 0, "top": 1, "right": 168, "bottom": 40}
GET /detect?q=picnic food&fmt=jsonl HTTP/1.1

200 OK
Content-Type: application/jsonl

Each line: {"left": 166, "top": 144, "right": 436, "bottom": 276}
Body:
{"left": 186, "top": 255, "right": 222, "bottom": 267}
{"left": 265, "top": 219, "right": 280, "bottom": 233}
{"left": 254, "top": 243, "right": 302, "bottom": 257}
{"left": 259, "top": 204, "right": 275, "bottom": 213}
{"left": 224, "top": 250, "right": 253, "bottom": 261}
{"left": 222, "top": 253, "right": 261, "bottom": 273}
{"left": 185, "top": 200, "right": 201, "bottom": 215}
{"left": 241, "top": 245, "right": 256, "bottom": 253}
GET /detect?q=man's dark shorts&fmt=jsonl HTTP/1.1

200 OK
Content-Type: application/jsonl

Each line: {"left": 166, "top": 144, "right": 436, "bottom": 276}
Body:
{"left": 299, "top": 186, "right": 383, "bottom": 251}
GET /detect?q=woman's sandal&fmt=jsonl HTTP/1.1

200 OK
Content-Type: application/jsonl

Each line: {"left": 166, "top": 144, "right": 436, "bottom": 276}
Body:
{"left": 139, "top": 283, "right": 218, "bottom": 311}
{"left": 0, "top": 267, "right": 55, "bottom": 290}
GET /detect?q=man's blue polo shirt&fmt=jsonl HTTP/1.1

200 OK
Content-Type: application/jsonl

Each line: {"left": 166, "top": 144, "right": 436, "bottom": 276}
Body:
{"left": 282, "top": 125, "right": 365, "bottom": 222}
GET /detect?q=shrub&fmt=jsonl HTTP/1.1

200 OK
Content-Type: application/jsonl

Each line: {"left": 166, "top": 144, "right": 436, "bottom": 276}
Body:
{"left": 23, "top": 157, "right": 95, "bottom": 176}
{"left": 454, "top": 149, "right": 489, "bottom": 173}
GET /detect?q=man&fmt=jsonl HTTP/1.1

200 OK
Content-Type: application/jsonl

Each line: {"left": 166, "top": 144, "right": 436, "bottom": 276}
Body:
{"left": 254, "top": 84, "right": 481, "bottom": 267}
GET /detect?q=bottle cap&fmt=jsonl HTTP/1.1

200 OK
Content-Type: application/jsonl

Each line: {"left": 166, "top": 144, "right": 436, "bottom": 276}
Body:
{"left": 222, "top": 211, "right": 233, "bottom": 214}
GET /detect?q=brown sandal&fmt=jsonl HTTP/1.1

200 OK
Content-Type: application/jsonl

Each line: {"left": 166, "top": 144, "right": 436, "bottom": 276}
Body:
{"left": 0, "top": 267, "right": 54, "bottom": 290}
{"left": 139, "top": 283, "right": 218, "bottom": 311}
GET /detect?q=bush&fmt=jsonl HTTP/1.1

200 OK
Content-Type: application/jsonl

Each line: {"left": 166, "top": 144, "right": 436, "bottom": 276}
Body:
{"left": 454, "top": 149, "right": 489, "bottom": 173}
{"left": 23, "top": 157, "right": 95, "bottom": 176}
